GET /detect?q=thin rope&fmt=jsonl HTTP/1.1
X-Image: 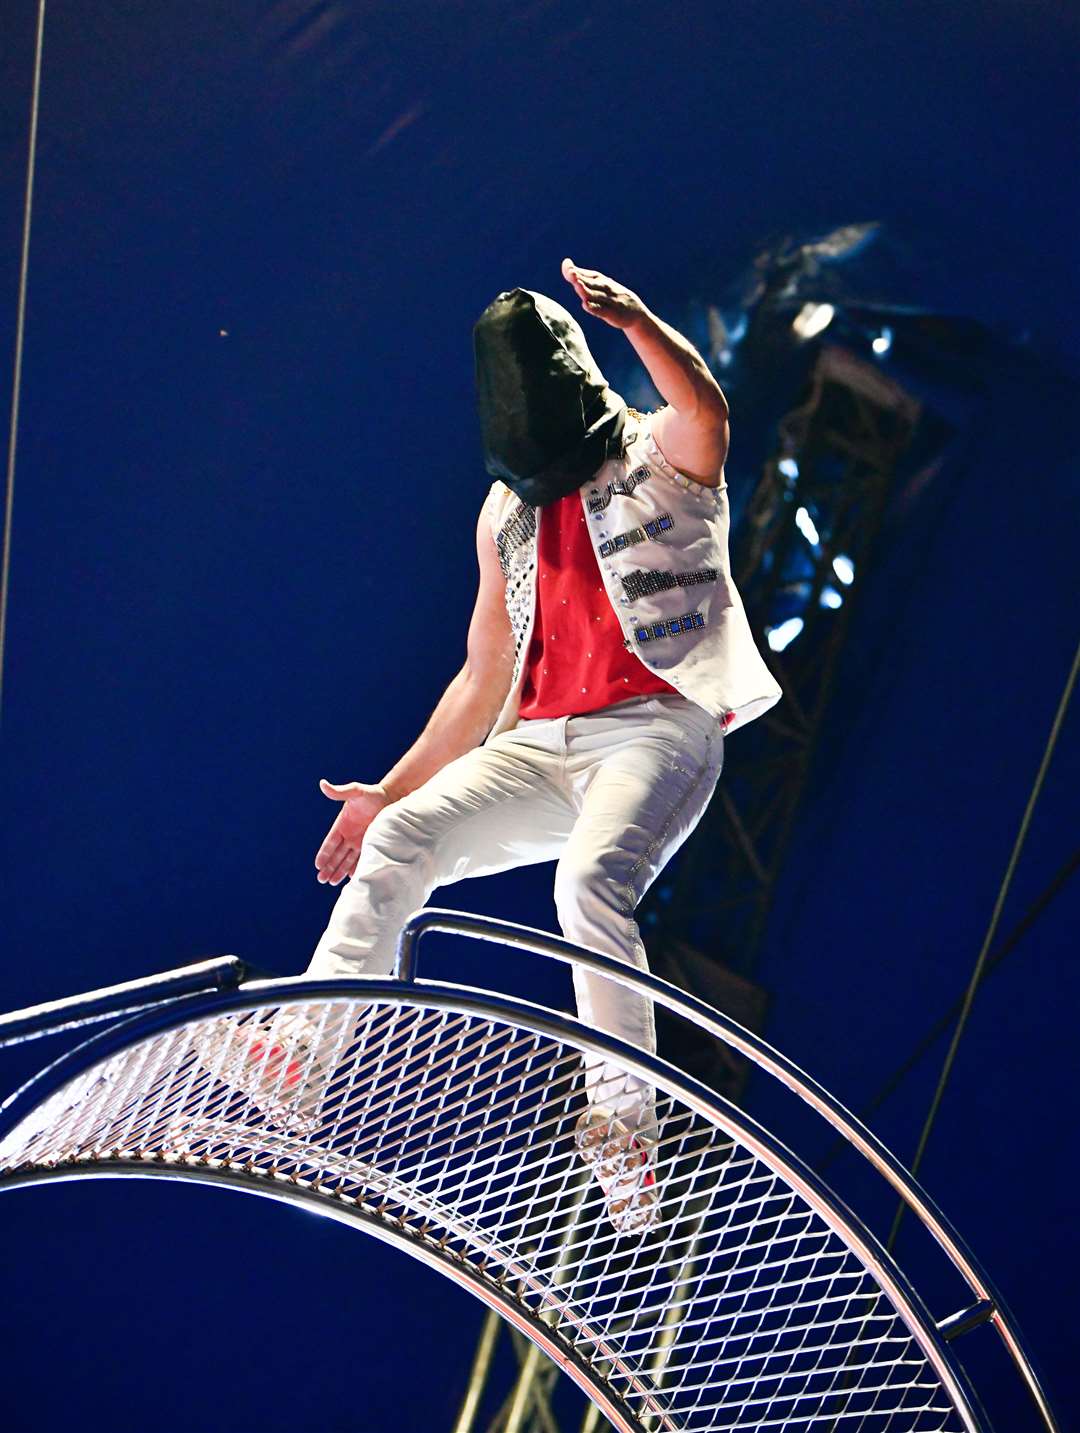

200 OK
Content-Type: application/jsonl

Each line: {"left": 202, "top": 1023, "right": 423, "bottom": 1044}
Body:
{"left": 825, "top": 634, "right": 1078, "bottom": 1433}
{"left": 1, "top": 0, "right": 47, "bottom": 732}
{"left": 816, "top": 844, "right": 1080, "bottom": 1176}
{"left": 886, "top": 630, "right": 1080, "bottom": 1252}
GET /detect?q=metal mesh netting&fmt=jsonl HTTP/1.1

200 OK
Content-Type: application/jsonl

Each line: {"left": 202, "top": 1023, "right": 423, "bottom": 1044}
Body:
{"left": 0, "top": 996, "right": 970, "bottom": 1432}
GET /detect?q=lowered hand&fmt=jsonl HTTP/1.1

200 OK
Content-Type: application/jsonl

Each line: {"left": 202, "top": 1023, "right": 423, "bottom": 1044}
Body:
{"left": 314, "top": 779, "right": 392, "bottom": 886}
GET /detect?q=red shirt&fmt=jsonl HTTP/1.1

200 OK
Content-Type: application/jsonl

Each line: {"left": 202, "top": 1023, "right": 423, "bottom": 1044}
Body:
{"left": 518, "top": 490, "right": 679, "bottom": 720}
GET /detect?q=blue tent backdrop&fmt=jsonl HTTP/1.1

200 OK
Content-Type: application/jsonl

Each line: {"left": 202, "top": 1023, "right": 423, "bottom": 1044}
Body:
{"left": 1, "top": 3, "right": 1076, "bottom": 1428}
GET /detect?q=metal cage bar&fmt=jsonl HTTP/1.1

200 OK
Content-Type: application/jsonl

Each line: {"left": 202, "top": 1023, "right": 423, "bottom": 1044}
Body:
{"left": 0, "top": 912, "right": 1058, "bottom": 1432}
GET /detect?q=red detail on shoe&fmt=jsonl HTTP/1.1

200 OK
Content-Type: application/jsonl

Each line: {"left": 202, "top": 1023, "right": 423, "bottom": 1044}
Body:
{"left": 628, "top": 1136, "right": 656, "bottom": 1187}
{"left": 245, "top": 1039, "right": 292, "bottom": 1077}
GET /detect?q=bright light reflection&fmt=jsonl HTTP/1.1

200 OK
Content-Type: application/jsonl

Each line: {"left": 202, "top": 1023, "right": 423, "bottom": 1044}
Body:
{"left": 778, "top": 457, "right": 799, "bottom": 479}
{"left": 872, "top": 327, "right": 893, "bottom": 355}
{"left": 833, "top": 554, "right": 855, "bottom": 585}
{"left": 795, "top": 506, "right": 820, "bottom": 545}
{"left": 767, "top": 617, "right": 804, "bottom": 652}
{"left": 792, "top": 302, "right": 835, "bottom": 339}
{"left": 820, "top": 586, "right": 843, "bottom": 609}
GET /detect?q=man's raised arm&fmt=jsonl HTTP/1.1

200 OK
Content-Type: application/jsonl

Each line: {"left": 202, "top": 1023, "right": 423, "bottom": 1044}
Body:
{"left": 561, "top": 257, "right": 730, "bottom": 486}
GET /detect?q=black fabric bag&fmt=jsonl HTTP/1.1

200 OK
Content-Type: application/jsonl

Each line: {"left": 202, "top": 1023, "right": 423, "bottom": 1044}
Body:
{"left": 473, "top": 288, "right": 628, "bottom": 508}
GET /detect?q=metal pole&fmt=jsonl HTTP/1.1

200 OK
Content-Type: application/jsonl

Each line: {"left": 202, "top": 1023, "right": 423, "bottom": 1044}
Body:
{"left": 503, "top": 1340, "right": 546, "bottom": 1433}
{"left": 453, "top": 1308, "right": 502, "bottom": 1433}
{"left": 0, "top": 956, "right": 248, "bottom": 1047}
{"left": 579, "top": 1402, "right": 604, "bottom": 1433}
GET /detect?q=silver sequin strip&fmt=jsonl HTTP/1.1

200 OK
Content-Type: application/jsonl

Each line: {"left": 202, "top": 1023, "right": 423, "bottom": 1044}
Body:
{"left": 586, "top": 464, "right": 652, "bottom": 514}
{"left": 495, "top": 500, "right": 537, "bottom": 579}
{"left": 620, "top": 566, "right": 718, "bottom": 603}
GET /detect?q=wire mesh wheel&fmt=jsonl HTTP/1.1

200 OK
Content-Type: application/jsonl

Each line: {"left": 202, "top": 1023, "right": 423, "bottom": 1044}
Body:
{"left": 1, "top": 977, "right": 985, "bottom": 1433}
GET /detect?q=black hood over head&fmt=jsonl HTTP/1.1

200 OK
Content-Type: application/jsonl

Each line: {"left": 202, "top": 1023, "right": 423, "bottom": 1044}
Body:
{"left": 473, "top": 288, "right": 628, "bottom": 508}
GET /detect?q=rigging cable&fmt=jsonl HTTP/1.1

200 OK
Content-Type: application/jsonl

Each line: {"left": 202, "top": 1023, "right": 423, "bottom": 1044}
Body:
{"left": 826, "top": 636, "right": 1077, "bottom": 1433}
{"left": 1, "top": 0, "right": 47, "bottom": 731}
{"left": 886, "top": 631, "right": 1080, "bottom": 1251}
{"left": 815, "top": 842, "right": 1080, "bottom": 1176}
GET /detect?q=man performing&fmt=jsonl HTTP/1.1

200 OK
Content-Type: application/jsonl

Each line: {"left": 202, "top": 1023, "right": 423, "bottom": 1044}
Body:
{"left": 219, "top": 259, "right": 782, "bottom": 1233}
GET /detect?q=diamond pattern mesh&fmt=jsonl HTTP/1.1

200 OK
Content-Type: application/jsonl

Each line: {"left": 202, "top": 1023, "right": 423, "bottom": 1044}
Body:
{"left": 0, "top": 996, "right": 970, "bottom": 1432}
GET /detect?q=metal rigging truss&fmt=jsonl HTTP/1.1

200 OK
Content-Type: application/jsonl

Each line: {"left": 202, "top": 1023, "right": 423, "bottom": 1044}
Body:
{"left": 644, "top": 342, "right": 923, "bottom": 980}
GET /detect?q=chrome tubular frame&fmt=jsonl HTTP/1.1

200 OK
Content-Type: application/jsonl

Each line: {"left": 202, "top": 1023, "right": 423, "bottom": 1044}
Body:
{"left": 398, "top": 908, "right": 1058, "bottom": 1431}
{"left": 0, "top": 908, "right": 1058, "bottom": 1433}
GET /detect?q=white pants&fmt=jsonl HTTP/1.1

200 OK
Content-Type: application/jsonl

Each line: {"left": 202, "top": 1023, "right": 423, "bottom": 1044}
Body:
{"left": 306, "top": 691, "right": 725, "bottom": 1126}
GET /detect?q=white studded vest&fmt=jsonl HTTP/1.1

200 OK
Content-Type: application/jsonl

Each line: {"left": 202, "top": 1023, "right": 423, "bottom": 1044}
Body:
{"left": 483, "top": 407, "right": 783, "bottom": 742}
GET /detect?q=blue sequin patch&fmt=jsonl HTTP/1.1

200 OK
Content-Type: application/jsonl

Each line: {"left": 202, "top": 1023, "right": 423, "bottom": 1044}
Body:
{"left": 635, "top": 610, "right": 706, "bottom": 643}
{"left": 599, "top": 513, "right": 674, "bottom": 559}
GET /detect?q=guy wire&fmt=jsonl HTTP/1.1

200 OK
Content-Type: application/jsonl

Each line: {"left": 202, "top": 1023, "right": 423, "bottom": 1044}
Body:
{"left": 1, "top": 0, "right": 48, "bottom": 731}
{"left": 887, "top": 631, "right": 1080, "bottom": 1252}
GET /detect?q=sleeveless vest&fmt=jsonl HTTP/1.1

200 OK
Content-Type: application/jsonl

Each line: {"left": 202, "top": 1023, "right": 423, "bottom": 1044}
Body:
{"left": 484, "top": 407, "right": 783, "bottom": 742}
{"left": 517, "top": 487, "right": 680, "bottom": 719}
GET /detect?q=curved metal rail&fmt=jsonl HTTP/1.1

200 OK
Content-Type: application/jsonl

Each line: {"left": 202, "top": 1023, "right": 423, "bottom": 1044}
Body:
{"left": 0, "top": 910, "right": 1058, "bottom": 1432}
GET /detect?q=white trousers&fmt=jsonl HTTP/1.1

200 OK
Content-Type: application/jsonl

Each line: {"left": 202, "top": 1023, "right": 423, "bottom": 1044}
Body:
{"left": 306, "top": 691, "right": 725, "bottom": 1127}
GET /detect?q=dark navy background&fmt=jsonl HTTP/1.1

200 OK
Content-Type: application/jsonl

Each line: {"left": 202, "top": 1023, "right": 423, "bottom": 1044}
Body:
{"left": 1, "top": 3, "right": 1076, "bottom": 1429}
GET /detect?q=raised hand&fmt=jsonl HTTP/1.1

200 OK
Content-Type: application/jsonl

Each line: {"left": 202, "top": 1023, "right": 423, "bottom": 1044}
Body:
{"left": 314, "top": 779, "right": 392, "bottom": 886}
{"left": 561, "top": 257, "right": 647, "bottom": 331}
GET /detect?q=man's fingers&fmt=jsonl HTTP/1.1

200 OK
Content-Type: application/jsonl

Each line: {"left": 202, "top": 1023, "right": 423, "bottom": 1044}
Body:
{"left": 563, "top": 257, "right": 614, "bottom": 290}
{"left": 320, "top": 778, "right": 351, "bottom": 801}
{"left": 576, "top": 279, "right": 616, "bottom": 310}
{"left": 315, "top": 832, "right": 344, "bottom": 872}
{"left": 325, "top": 840, "right": 350, "bottom": 874}
{"left": 315, "top": 829, "right": 360, "bottom": 885}
{"left": 324, "top": 844, "right": 358, "bottom": 886}
{"left": 563, "top": 260, "right": 605, "bottom": 299}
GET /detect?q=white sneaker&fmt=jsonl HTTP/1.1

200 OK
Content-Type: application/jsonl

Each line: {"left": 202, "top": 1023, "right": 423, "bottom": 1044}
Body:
{"left": 574, "top": 1105, "right": 660, "bottom": 1235}
{"left": 193, "top": 1010, "right": 329, "bottom": 1133}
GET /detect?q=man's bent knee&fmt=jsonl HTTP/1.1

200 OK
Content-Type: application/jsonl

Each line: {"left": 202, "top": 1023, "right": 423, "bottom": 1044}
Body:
{"left": 357, "top": 801, "right": 437, "bottom": 873}
{"left": 553, "top": 854, "right": 631, "bottom": 935}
